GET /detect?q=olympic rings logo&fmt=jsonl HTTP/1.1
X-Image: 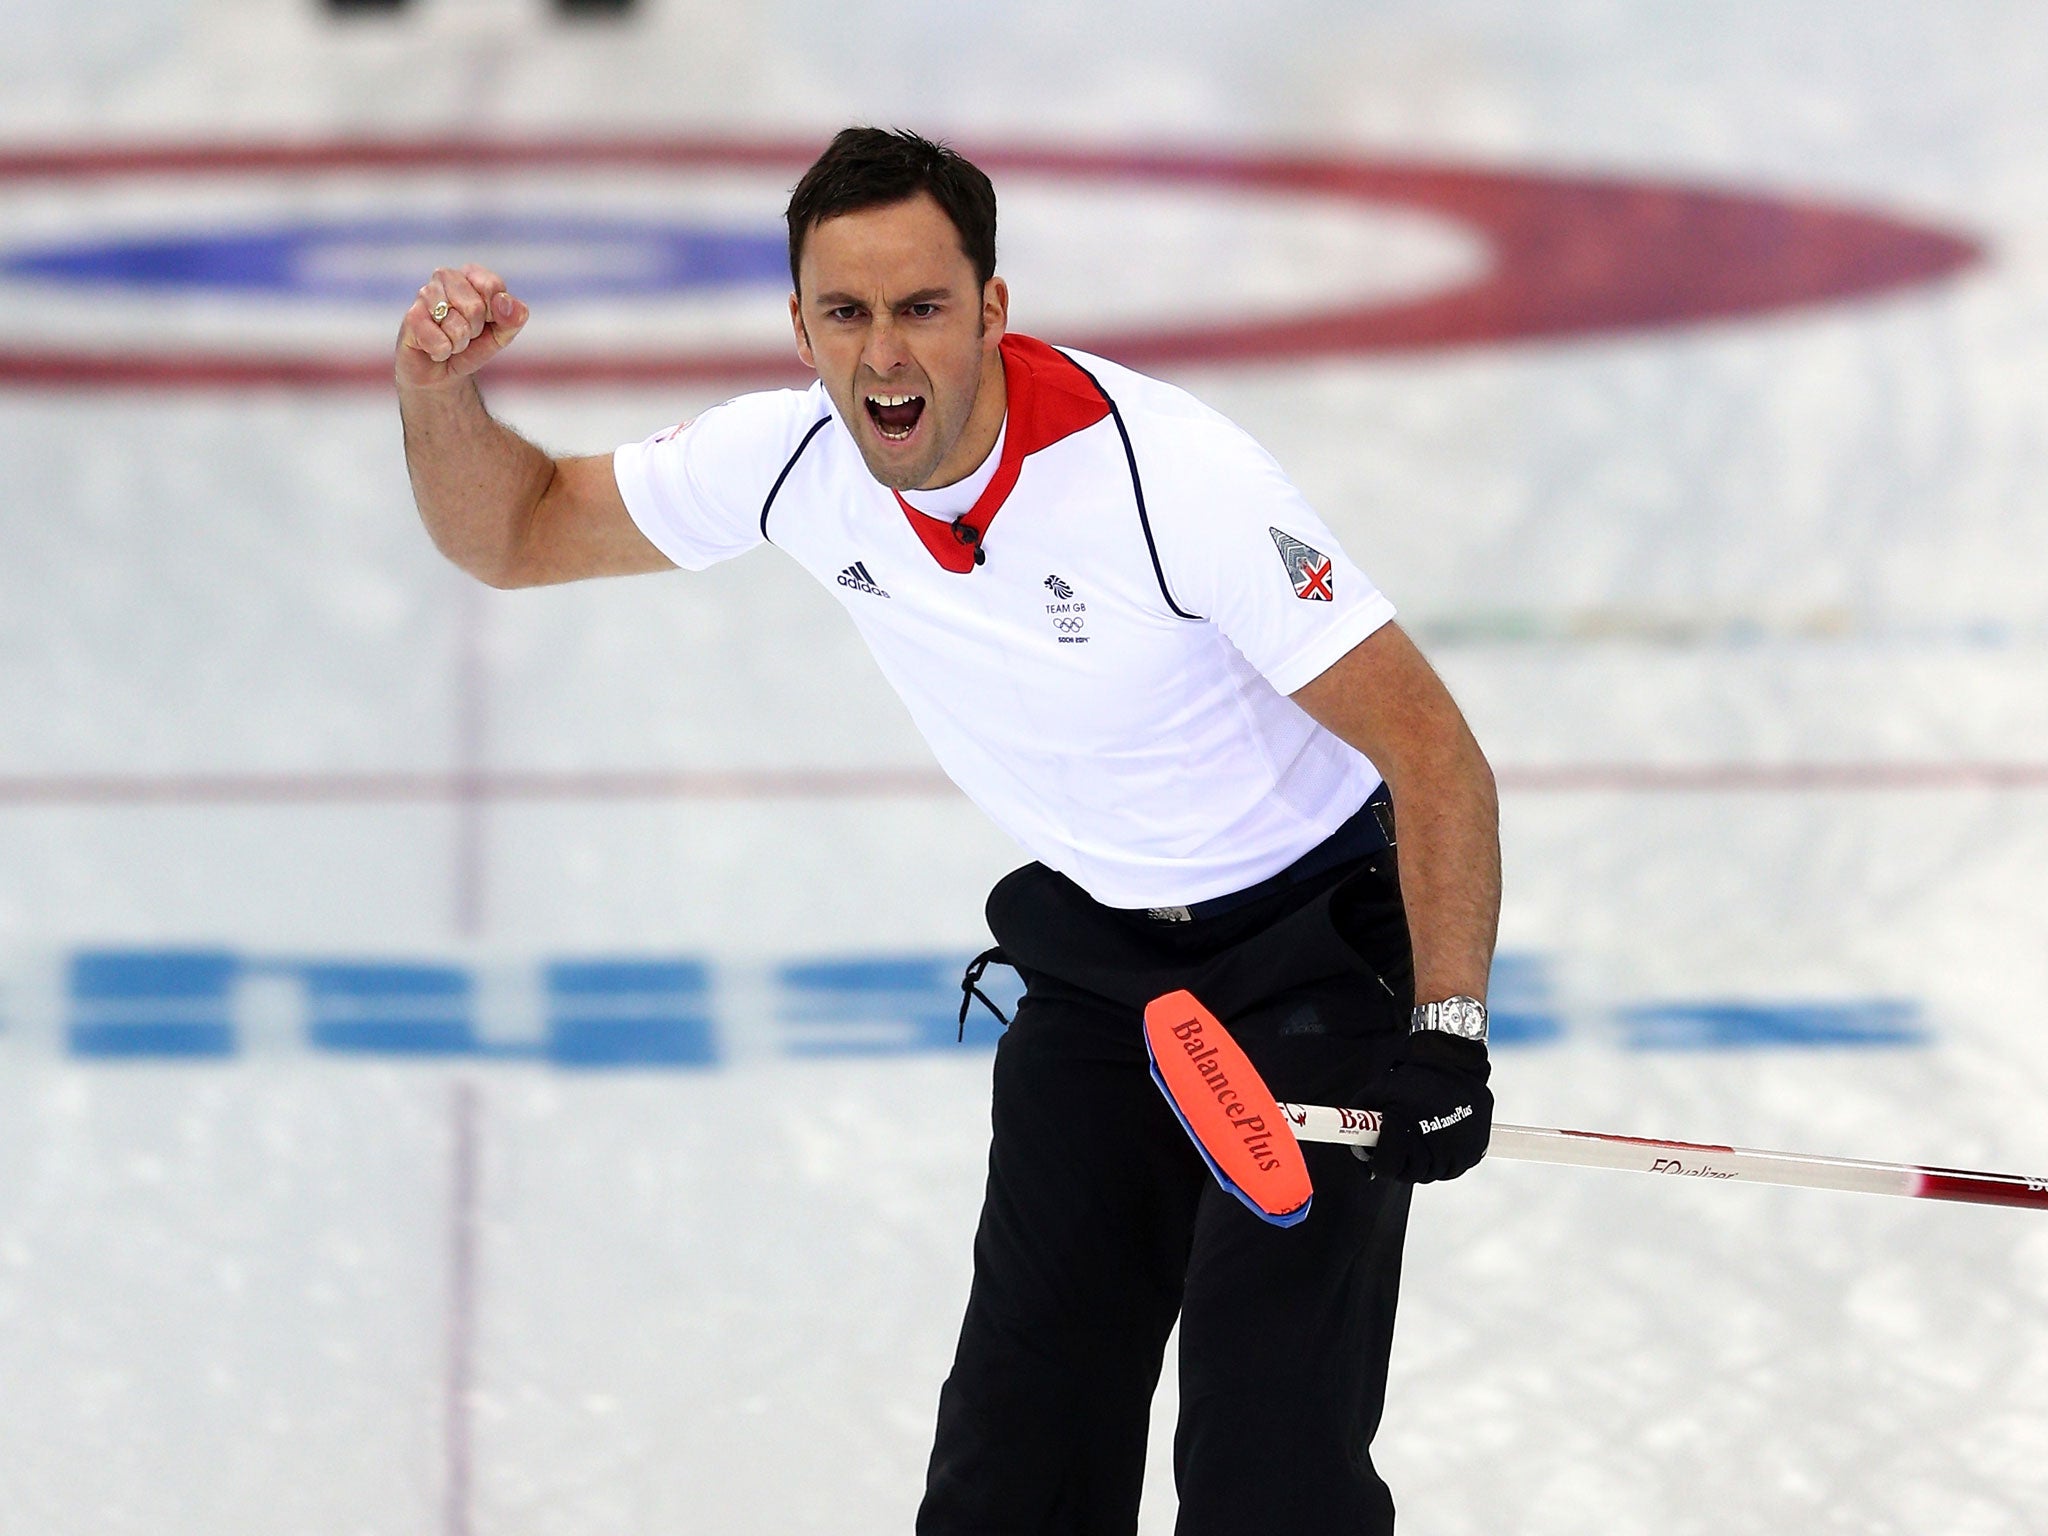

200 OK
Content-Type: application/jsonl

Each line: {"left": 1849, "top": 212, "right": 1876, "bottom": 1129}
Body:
{"left": 1053, "top": 617, "right": 1086, "bottom": 633}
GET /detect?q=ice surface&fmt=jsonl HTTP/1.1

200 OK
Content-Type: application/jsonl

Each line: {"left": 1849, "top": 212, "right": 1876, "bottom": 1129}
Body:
{"left": 2, "top": 2, "right": 2046, "bottom": 1532}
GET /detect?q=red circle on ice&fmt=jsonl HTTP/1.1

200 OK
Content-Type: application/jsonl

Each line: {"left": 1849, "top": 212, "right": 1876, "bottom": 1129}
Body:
{"left": 0, "top": 137, "right": 1984, "bottom": 389}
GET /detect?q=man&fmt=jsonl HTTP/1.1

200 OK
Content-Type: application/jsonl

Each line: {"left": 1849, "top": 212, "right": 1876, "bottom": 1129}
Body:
{"left": 397, "top": 127, "right": 1499, "bottom": 1534}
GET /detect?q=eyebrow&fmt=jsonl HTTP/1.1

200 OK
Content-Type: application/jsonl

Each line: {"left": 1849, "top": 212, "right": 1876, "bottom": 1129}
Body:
{"left": 813, "top": 287, "right": 956, "bottom": 309}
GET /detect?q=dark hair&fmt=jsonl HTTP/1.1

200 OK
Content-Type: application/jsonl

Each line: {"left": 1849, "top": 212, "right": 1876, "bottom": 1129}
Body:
{"left": 785, "top": 127, "right": 997, "bottom": 296}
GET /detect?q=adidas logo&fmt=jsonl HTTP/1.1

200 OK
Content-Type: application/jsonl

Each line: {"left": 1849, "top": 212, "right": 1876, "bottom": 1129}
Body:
{"left": 836, "top": 561, "right": 891, "bottom": 598}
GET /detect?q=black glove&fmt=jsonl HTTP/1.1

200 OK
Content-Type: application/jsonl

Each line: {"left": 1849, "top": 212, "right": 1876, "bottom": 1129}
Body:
{"left": 1358, "top": 1031, "right": 1492, "bottom": 1183}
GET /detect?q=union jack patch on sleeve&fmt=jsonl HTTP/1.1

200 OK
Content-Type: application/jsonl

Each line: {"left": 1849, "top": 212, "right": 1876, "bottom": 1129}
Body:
{"left": 1269, "top": 528, "right": 1335, "bottom": 601}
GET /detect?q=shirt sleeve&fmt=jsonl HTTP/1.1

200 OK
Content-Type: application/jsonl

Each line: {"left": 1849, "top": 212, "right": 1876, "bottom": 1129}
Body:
{"left": 1142, "top": 407, "right": 1396, "bottom": 696}
{"left": 612, "top": 388, "right": 823, "bottom": 572}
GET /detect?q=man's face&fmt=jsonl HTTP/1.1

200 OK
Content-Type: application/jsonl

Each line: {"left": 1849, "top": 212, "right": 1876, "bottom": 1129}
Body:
{"left": 791, "top": 192, "right": 1008, "bottom": 492}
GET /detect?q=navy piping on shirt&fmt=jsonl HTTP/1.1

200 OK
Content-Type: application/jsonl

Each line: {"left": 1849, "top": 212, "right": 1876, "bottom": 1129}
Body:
{"left": 1056, "top": 351, "right": 1205, "bottom": 623}
{"left": 758, "top": 415, "right": 833, "bottom": 543}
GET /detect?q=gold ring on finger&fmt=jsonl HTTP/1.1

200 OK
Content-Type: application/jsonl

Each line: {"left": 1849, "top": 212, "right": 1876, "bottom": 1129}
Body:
{"left": 430, "top": 299, "right": 451, "bottom": 322}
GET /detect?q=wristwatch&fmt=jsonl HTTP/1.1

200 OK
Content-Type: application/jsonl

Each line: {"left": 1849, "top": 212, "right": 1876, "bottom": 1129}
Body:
{"left": 1411, "top": 995, "right": 1488, "bottom": 1045}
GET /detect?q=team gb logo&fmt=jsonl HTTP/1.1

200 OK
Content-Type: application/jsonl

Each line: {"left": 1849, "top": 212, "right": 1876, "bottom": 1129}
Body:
{"left": 1269, "top": 528, "right": 1334, "bottom": 601}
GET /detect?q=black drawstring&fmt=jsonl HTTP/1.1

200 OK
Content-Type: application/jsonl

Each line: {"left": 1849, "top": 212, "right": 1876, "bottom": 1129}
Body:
{"left": 958, "top": 946, "right": 1014, "bottom": 1039}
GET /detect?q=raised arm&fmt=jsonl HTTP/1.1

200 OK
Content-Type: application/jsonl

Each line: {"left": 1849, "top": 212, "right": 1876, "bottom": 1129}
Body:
{"left": 396, "top": 263, "right": 674, "bottom": 589}
{"left": 1290, "top": 621, "right": 1500, "bottom": 1005}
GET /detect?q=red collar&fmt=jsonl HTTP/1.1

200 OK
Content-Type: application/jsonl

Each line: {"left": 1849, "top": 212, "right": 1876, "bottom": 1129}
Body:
{"left": 892, "top": 336, "right": 1112, "bottom": 573}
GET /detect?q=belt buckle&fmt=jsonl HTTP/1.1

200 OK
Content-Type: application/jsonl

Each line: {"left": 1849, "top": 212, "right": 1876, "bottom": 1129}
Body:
{"left": 1146, "top": 905, "right": 1194, "bottom": 923}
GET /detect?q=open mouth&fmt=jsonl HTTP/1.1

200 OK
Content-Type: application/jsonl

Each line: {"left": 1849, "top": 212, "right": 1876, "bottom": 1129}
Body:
{"left": 864, "top": 392, "right": 926, "bottom": 442}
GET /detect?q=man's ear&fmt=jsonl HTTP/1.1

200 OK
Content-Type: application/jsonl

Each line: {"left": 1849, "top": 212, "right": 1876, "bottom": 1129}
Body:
{"left": 790, "top": 293, "right": 817, "bottom": 369}
{"left": 981, "top": 275, "right": 1009, "bottom": 348}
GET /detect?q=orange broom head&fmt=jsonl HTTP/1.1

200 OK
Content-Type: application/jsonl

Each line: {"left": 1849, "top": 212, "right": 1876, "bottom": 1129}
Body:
{"left": 1142, "top": 989, "right": 1314, "bottom": 1225}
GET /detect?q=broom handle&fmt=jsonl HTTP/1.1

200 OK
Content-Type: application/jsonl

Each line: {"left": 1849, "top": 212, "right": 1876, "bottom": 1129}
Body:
{"left": 1277, "top": 1104, "right": 2048, "bottom": 1212}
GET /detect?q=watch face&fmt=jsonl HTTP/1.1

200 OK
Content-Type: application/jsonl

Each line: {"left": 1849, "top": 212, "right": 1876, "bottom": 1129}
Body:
{"left": 1445, "top": 997, "right": 1487, "bottom": 1039}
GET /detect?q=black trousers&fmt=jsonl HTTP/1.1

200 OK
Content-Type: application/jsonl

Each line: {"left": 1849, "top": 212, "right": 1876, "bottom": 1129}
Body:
{"left": 918, "top": 836, "right": 1416, "bottom": 1536}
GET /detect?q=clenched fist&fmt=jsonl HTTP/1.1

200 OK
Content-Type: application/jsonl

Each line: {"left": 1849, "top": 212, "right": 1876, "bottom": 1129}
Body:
{"left": 396, "top": 263, "right": 530, "bottom": 389}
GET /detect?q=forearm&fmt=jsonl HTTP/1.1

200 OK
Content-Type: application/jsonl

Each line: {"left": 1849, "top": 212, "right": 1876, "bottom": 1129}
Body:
{"left": 1291, "top": 623, "right": 1502, "bottom": 1004}
{"left": 1384, "top": 727, "right": 1501, "bottom": 1004}
{"left": 399, "top": 378, "right": 556, "bottom": 587}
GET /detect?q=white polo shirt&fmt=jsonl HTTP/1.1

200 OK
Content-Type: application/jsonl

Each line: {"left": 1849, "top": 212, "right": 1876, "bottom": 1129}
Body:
{"left": 613, "top": 336, "right": 1394, "bottom": 910}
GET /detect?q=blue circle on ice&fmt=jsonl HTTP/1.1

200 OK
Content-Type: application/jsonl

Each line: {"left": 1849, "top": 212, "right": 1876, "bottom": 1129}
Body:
{"left": 0, "top": 215, "right": 789, "bottom": 301}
